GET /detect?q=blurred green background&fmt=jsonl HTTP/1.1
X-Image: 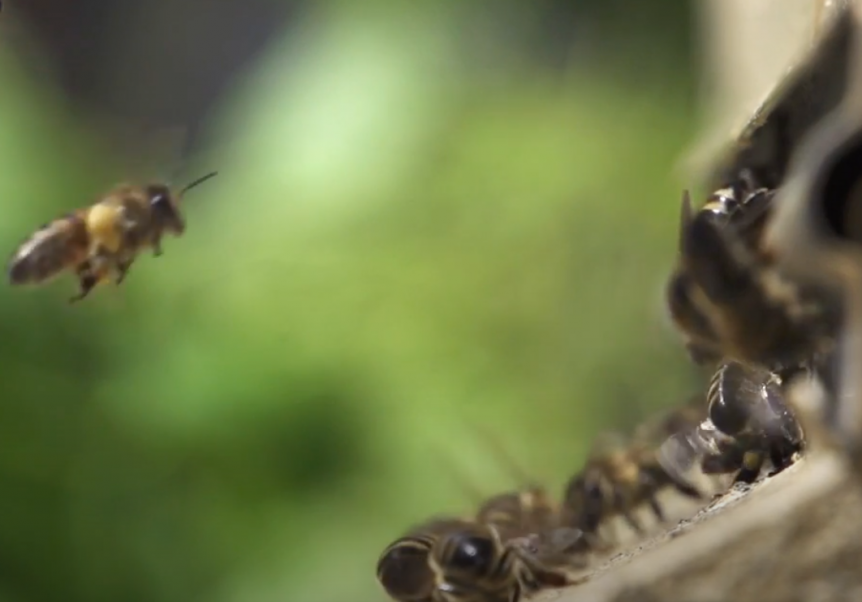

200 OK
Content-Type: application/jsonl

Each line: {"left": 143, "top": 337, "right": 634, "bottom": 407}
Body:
{"left": 0, "top": 1, "right": 704, "bottom": 601}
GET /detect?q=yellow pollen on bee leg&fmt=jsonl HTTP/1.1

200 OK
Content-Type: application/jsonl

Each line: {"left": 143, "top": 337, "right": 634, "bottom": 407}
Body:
{"left": 742, "top": 451, "right": 762, "bottom": 471}
{"left": 85, "top": 204, "right": 124, "bottom": 253}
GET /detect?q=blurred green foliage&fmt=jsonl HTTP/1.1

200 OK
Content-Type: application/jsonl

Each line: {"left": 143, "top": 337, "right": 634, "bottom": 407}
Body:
{"left": 0, "top": 3, "right": 702, "bottom": 602}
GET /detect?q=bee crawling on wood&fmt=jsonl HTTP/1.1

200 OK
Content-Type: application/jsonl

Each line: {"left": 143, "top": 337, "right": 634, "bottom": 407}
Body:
{"left": 560, "top": 407, "right": 707, "bottom": 545}
{"left": 665, "top": 5, "right": 855, "bottom": 376}
{"left": 474, "top": 484, "right": 594, "bottom": 573}
{"left": 7, "top": 171, "right": 218, "bottom": 303}
{"left": 659, "top": 360, "right": 805, "bottom": 488}
{"left": 376, "top": 517, "right": 580, "bottom": 602}
{"left": 475, "top": 486, "right": 558, "bottom": 543}
{"left": 666, "top": 174, "right": 844, "bottom": 375}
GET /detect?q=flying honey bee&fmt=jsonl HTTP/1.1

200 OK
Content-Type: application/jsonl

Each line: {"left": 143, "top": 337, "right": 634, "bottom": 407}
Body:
{"left": 560, "top": 411, "right": 706, "bottom": 545}
{"left": 376, "top": 517, "right": 576, "bottom": 602}
{"left": 658, "top": 360, "right": 805, "bottom": 488}
{"left": 7, "top": 171, "right": 218, "bottom": 302}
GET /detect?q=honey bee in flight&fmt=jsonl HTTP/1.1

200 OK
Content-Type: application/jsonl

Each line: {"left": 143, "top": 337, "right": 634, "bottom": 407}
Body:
{"left": 7, "top": 172, "right": 218, "bottom": 303}
{"left": 658, "top": 360, "right": 805, "bottom": 488}
{"left": 376, "top": 517, "right": 576, "bottom": 602}
{"left": 560, "top": 408, "right": 706, "bottom": 544}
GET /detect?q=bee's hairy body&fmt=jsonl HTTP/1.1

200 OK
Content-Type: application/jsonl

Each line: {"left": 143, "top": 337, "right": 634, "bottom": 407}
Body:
{"left": 561, "top": 430, "right": 705, "bottom": 543}
{"left": 659, "top": 361, "right": 806, "bottom": 489}
{"left": 667, "top": 169, "right": 841, "bottom": 376}
{"left": 7, "top": 173, "right": 215, "bottom": 303}
{"left": 377, "top": 518, "right": 572, "bottom": 602}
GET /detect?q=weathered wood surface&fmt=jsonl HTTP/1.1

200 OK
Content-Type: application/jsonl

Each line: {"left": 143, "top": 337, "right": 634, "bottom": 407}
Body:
{"left": 683, "top": 0, "right": 854, "bottom": 189}
{"left": 541, "top": 448, "right": 862, "bottom": 602}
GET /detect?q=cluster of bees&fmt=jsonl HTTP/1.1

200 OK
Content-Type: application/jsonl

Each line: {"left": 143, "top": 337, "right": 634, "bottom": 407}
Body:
{"left": 374, "top": 172, "right": 813, "bottom": 601}
{"left": 376, "top": 4, "right": 862, "bottom": 602}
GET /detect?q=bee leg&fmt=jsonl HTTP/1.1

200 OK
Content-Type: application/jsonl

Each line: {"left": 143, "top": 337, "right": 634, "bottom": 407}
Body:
{"left": 434, "top": 582, "right": 468, "bottom": 602}
{"left": 609, "top": 486, "right": 639, "bottom": 534}
{"left": 577, "top": 486, "right": 604, "bottom": 535}
{"left": 69, "top": 269, "right": 98, "bottom": 304}
{"left": 113, "top": 258, "right": 134, "bottom": 286}
{"left": 514, "top": 560, "right": 544, "bottom": 592}
{"left": 561, "top": 527, "right": 607, "bottom": 555}
{"left": 614, "top": 492, "right": 645, "bottom": 535}
{"left": 666, "top": 474, "right": 706, "bottom": 500}
{"left": 152, "top": 237, "right": 163, "bottom": 257}
{"left": 700, "top": 449, "right": 744, "bottom": 497}
{"left": 647, "top": 465, "right": 705, "bottom": 502}
{"left": 733, "top": 450, "right": 765, "bottom": 485}
{"left": 766, "top": 439, "right": 799, "bottom": 477}
{"left": 508, "top": 581, "right": 522, "bottom": 602}
{"left": 701, "top": 454, "right": 735, "bottom": 475}
{"left": 637, "top": 469, "right": 667, "bottom": 522}
{"left": 646, "top": 495, "right": 665, "bottom": 523}
{"left": 620, "top": 509, "right": 645, "bottom": 535}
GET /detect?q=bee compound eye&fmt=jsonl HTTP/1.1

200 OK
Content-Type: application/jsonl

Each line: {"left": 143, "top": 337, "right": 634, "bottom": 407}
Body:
{"left": 377, "top": 543, "right": 434, "bottom": 599}
{"left": 709, "top": 394, "right": 750, "bottom": 436}
{"left": 709, "top": 363, "right": 756, "bottom": 435}
{"left": 146, "top": 186, "right": 185, "bottom": 233}
{"left": 146, "top": 184, "right": 172, "bottom": 207}
{"left": 447, "top": 534, "right": 495, "bottom": 575}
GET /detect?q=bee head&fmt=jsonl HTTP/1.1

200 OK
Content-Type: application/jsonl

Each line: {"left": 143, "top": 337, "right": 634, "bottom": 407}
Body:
{"left": 145, "top": 171, "right": 217, "bottom": 237}
{"left": 707, "top": 362, "right": 755, "bottom": 436}
{"left": 146, "top": 184, "right": 185, "bottom": 235}
{"left": 437, "top": 529, "right": 500, "bottom": 582}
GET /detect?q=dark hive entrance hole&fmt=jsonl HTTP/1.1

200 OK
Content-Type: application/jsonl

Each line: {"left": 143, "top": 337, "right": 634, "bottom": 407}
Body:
{"left": 821, "top": 133, "right": 862, "bottom": 243}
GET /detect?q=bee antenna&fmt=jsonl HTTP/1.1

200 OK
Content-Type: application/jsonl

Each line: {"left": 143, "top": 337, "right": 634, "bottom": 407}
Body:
{"left": 179, "top": 171, "right": 219, "bottom": 197}
{"left": 466, "top": 418, "right": 534, "bottom": 487}
{"left": 432, "top": 442, "right": 488, "bottom": 505}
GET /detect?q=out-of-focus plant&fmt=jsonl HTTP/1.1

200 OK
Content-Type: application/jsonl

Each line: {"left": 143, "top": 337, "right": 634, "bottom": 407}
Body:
{"left": 0, "top": 3, "right": 695, "bottom": 602}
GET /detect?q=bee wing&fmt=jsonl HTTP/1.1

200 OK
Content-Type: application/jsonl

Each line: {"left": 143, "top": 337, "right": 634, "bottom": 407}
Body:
{"left": 635, "top": 401, "right": 704, "bottom": 447}
{"left": 657, "top": 419, "right": 723, "bottom": 482}
{"left": 8, "top": 218, "right": 88, "bottom": 285}
{"left": 512, "top": 527, "right": 590, "bottom": 570}
{"left": 544, "top": 526, "right": 589, "bottom": 558}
